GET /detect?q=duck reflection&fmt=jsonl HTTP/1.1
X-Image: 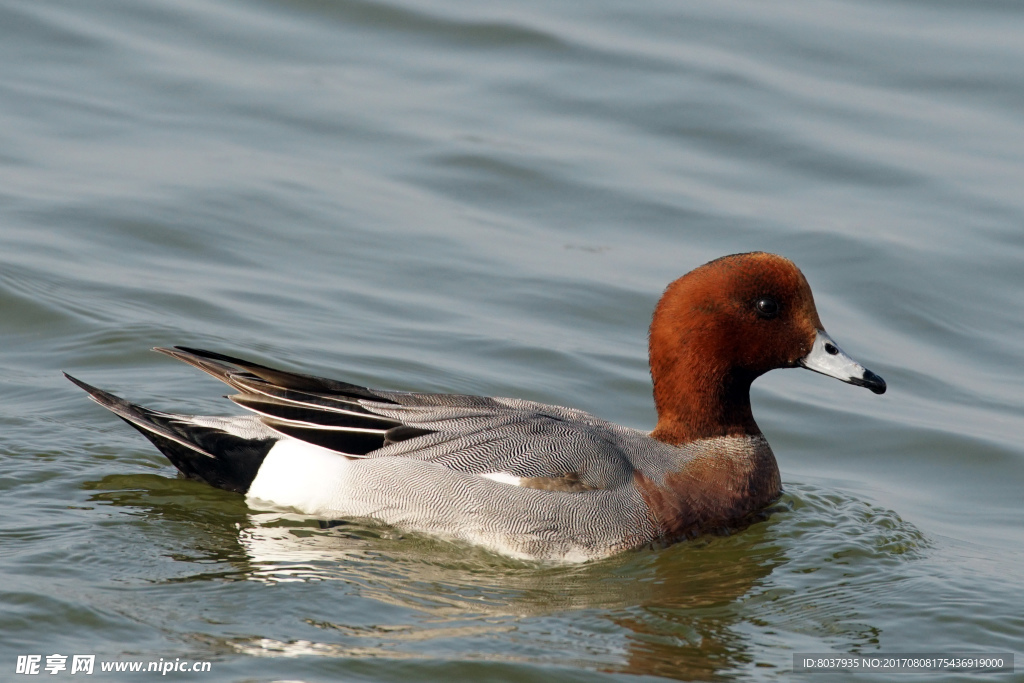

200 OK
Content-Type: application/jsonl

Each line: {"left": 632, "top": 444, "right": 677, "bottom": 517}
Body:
{"left": 231, "top": 509, "right": 788, "bottom": 680}
{"left": 88, "top": 476, "right": 913, "bottom": 680}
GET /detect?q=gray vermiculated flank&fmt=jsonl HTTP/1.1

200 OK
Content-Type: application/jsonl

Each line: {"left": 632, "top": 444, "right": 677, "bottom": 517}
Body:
{"left": 71, "top": 350, "right": 775, "bottom": 560}
{"left": 287, "top": 392, "right": 772, "bottom": 561}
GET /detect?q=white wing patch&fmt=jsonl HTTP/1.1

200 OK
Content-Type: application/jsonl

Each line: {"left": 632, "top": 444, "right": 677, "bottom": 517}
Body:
{"left": 479, "top": 471, "right": 523, "bottom": 487}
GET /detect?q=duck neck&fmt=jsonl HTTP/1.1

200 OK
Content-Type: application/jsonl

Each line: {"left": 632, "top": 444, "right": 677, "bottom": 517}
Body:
{"left": 649, "top": 358, "right": 761, "bottom": 446}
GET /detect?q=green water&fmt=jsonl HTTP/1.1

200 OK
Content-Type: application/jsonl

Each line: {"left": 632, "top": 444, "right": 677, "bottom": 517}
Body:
{"left": 2, "top": 0, "right": 1022, "bottom": 680}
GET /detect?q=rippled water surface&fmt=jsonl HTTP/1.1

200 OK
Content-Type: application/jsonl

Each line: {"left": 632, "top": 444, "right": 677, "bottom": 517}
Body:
{"left": 2, "top": 0, "right": 1023, "bottom": 680}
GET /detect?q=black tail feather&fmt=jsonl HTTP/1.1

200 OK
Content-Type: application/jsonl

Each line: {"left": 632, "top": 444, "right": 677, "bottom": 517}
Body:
{"left": 65, "top": 373, "right": 274, "bottom": 494}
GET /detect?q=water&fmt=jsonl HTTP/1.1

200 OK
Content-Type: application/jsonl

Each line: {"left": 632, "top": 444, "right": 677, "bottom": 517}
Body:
{"left": 2, "top": 0, "right": 1022, "bottom": 680}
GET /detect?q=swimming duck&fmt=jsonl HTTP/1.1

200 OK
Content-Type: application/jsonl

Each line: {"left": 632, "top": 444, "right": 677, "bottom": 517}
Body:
{"left": 66, "top": 252, "right": 885, "bottom": 562}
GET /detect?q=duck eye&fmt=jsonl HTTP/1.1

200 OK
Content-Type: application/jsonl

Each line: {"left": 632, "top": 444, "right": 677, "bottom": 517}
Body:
{"left": 755, "top": 297, "right": 780, "bottom": 319}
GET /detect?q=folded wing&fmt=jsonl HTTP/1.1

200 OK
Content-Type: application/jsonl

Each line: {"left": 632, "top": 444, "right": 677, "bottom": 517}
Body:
{"left": 158, "top": 347, "right": 635, "bottom": 491}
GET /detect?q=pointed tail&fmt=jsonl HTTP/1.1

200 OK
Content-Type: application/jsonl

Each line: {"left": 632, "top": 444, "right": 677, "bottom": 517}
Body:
{"left": 65, "top": 373, "right": 275, "bottom": 493}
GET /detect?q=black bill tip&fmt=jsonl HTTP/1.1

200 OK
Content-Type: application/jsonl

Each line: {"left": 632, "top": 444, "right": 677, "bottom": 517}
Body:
{"left": 850, "top": 369, "right": 886, "bottom": 395}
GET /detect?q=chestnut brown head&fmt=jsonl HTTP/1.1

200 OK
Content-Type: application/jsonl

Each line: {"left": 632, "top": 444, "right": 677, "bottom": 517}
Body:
{"left": 649, "top": 252, "right": 885, "bottom": 444}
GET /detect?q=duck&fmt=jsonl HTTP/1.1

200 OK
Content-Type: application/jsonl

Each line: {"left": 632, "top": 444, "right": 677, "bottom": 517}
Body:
{"left": 65, "top": 252, "right": 885, "bottom": 563}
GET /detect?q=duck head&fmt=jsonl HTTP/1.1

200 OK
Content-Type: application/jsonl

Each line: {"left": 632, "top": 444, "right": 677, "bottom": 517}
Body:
{"left": 649, "top": 252, "right": 885, "bottom": 445}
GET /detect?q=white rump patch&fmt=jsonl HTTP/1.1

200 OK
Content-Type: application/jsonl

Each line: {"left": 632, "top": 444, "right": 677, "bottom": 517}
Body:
{"left": 479, "top": 471, "right": 523, "bottom": 487}
{"left": 247, "top": 439, "right": 353, "bottom": 515}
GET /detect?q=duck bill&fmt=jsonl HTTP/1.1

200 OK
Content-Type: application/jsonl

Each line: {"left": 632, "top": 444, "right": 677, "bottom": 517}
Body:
{"left": 799, "top": 329, "right": 886, "bottom": 395}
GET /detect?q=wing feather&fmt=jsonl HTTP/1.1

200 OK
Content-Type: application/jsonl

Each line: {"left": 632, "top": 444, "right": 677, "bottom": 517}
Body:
{"left": 159, "top": 348, "right": 635, "bottom": 488}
